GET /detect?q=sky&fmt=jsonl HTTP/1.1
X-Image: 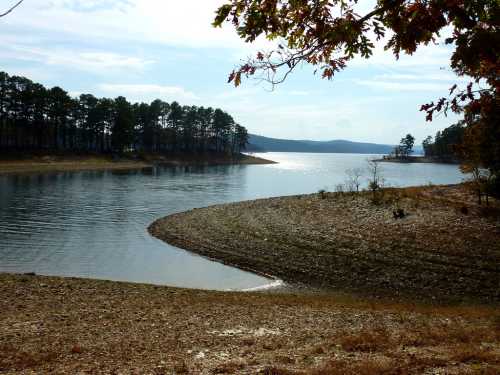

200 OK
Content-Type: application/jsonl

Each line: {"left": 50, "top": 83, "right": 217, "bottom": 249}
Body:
{"left": 1, "top": 0, "right": 464, "bottom": 144}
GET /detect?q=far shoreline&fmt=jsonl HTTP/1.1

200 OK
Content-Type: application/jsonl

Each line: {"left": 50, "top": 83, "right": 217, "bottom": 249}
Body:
{"left": 375, "top": 155, "right": 461, "bottom": 164}
{"left": 0, "top": 153, "right": 276, "bottom": 175}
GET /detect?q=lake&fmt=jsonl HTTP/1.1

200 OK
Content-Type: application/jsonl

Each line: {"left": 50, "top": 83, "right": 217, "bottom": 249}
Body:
{"left": 0, "top": 153, "right": 465, "bottom": 290}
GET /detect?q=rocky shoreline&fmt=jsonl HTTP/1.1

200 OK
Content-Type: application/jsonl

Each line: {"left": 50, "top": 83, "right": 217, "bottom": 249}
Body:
{"left": 1, "top": 273, "right": 499, "bottom": 374}
{"left": 1, "top": 184, "right": 499, "bottom": 373}
{"left": 149, "top": 185, "right": 500, "bottom": 304}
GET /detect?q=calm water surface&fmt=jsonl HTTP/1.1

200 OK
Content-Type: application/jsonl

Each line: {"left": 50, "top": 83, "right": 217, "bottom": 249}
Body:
{"left": 0, "top": 153, "right": 464, "bottom": 290}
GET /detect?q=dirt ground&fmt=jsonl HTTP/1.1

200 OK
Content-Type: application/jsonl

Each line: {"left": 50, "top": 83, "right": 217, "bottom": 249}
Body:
{"left": 0, "top": 273, "right": 499, "bottom": 374}
{"left": 150, "top": 185, "right": 500, "bottom": 304}
{"left": 2, "top": 184, "right": 499, "bottom": 374}
{"left": 0, "top": 154, "right": 273, "bottom": 175}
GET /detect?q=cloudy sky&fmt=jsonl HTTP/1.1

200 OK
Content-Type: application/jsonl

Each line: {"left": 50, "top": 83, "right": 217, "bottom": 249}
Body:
{"left": 1, "top": 0, "right": 462, "bottom": 144}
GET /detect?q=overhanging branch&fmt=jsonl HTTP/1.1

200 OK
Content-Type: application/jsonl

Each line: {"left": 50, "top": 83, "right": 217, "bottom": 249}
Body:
{"left": 0, "top": 0, "right": 25, "bottom": 18}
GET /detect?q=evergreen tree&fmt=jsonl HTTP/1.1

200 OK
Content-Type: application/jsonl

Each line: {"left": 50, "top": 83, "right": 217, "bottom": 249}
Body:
{"left": 0, "top": 71, "right": 249, "bottom": 156}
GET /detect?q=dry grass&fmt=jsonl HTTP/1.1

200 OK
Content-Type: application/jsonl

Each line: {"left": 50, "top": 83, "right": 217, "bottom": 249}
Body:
{"left": 212, "top": 360, "right": 246, "bottom": 374}
{"left": 449, "top": 345, "right": 499, "bottom": 364}
{"left": 335, "top": 327, "right": 390, "bottom": 352}
{"left": 311, "top": 358, "right": 405, "bottom": 375}
{"left": 331, "top": 322, "right": 499, "bottom": 354}
{"left": 0, "top": 153, "right": 274, "bottom": 175}
{"left": 263, "top": 357, "right": 444, "bottom": 375}
{"left": 0, "top": 156, "right": 150, "bottom": 174}
{"left": 1, "top": 274, "right": 498, "bottom": 374}
{"left": 261, "top": 367, "right": 300, "bottom": 375}
{"left": 267, "top": 352, "right": 499, "bottom": 375}
{"left": 0, "top": 345, "right": 60, "bottom": 372}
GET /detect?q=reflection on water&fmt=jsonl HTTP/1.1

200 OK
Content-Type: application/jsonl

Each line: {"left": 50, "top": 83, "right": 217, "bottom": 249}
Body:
{"left": 0, "top": 153, "right": 464, "bottom": 290}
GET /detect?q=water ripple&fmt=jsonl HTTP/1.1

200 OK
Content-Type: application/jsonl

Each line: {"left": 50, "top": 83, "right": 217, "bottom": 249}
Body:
{"left": 0, "top": 154, "right": 463, "bottom": 290}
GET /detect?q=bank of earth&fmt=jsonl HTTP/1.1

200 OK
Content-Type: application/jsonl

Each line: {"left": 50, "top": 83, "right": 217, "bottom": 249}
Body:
{"left": 1, "top": 273, "right": 499, "bottom": 374}
{"left": 150, "top": 184, "right": 500, "bottom": 304}
{"left": 0, "top": 153, "right": 274, "bottom": 175}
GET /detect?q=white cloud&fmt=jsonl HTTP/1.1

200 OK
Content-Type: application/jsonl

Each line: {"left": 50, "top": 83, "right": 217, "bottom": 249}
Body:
{"left": 97, "top": 83, "right": 199, "bottom": 102}
{"left": 6, "top": 0, "right": 263, "bottom": 51}
{"left": 209, "top": 92, "right": 397, "bottom": 141}
{"left": 353, "top": 68, "right": 467, "bottom": 92}
{"left": 0, "top": 45, "right": 154, "bottom": 73}
{"left": 45, "top": 0, "right": 133, "bottom": 12}
{"left": 350, "top": 28, "right": 454, "bottom": 69}
{"left": 373, "top": 73, "right": 466, "bottom": 82}
{"left": 355, "top": 79, "right": 450, "bottom": 92}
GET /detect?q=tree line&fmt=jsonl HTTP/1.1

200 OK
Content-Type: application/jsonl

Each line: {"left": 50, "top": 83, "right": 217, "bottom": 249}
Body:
{"left": 0, "top": 72, "right": 249, "bottom": 155}
{"left": 422, "top": 121, "right": 499, "bottom": 202}
{"left": 422, "top": 123, "right": 465, "bottom": 161}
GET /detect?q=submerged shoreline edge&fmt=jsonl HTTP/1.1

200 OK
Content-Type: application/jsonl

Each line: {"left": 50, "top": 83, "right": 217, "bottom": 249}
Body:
{"left": 148, "top": 185, "right": 500, "bottom": 304}
{"left": 147, "top": 225, "right": 288, "bottom": 292}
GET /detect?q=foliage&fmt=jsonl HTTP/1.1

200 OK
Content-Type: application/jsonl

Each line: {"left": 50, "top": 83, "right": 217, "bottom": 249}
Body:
{"left": 459, "top": 99, "right": 500, "bottom": 178}
{"left": 214, "top": 0, "right": 499, "bottom": 189}
{"left": 401, "top": 134, "right": 415, "bottom": 155}
{"left": 423, "top": 121, "right": 465, "bottom": 159}
{"left": 488, "top": 175, "right": 500, "bottom": 199}
{"left": 459, "top": 124, "right": 497, "bottom": 205}
{"left": 366, "top": 159, "right": 385, "bottom": 203}
{"left": 317, "top": 188, "right": 327, "bottom": 199}
{"left": 214, "top": 0, "right": 498, "bottom": 91}
{"left": 391, "top": 133, "right": 415, "bottom": 159}
{"left": 0, "top": 71, "right": 249, "bottom": 155}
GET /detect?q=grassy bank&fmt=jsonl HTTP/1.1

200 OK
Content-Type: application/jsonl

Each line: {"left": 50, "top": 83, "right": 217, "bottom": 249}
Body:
{"left": 150, "top": 184, "right": 500, "bottom": 304}
{"left": 0, "top": 153, "right": 275, "bottom": 175}
{"left": 1, "top": 273, "right": 499, "bottom": 374}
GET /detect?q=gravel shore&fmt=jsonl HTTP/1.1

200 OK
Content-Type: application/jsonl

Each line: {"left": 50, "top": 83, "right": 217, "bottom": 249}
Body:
{"left": 150, "top": 185, "right": 500, "bottom": 304}
{"left": 2, "top": 184, "right": 499, "bottom": 373}
{"left": 1, "top": 273, "right": 499, "bottom": 374}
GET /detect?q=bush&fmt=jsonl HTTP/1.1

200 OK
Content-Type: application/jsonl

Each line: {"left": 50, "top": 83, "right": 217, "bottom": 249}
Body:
{"left": 318, "top": 189, "right": 327, "bottom": 199}
{"left": 486, "top": 174, "right": 500, "bottom": 199}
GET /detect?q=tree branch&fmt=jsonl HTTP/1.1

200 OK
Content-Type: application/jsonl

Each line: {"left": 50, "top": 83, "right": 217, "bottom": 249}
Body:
{"left": 357, "top": 3, "right": 394, "bottom": 24}
{"left": 0, "top": 0, "right": 24, "bottom": 18}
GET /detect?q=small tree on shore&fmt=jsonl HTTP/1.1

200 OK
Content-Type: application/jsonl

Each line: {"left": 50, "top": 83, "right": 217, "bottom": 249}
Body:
{"left": 367, "top": 160, "right": 385, "bottom": 203}
{"left": 460, "top": 127, "right": 494, "bottom": 206}
{"left": 461, "top": 162, "right": 494, "bottom": 206}
{"left": 391, "top": 145, "right": 405, "bottom": 159}
{"left": 345, "top": 168, "right": 363, "bottom": 193}
{"left": 401, "top": 134, "right": 415, "bottom": 157}
{"left": 390, "top": 134, "right": 415, "bottom": 160}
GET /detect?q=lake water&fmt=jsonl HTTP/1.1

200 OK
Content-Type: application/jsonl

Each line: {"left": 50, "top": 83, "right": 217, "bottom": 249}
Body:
{"left": 0, "top": 153, "right": 465, "bottom": 290}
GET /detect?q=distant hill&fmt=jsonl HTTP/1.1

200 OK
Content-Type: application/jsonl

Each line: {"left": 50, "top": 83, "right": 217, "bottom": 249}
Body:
{"left": 247, "top": 134, "right": 417, "bottom": 154}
